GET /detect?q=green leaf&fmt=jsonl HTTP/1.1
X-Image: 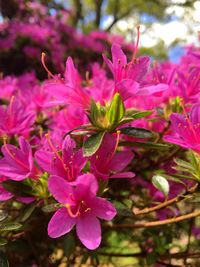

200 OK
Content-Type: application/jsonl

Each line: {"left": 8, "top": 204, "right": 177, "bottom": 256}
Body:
{"left": 0, "top": 238, "right": 8, "bottom": 246}
{"left": 18, "top": 202, "right": 37, "bottom": 223}
{"left": 0, "top": 211, "right": 8, "bottom": 222}
{"left": 118, "top": 117, "right": 134, "bottom": 126}
{"left": 152, "top": 175, "right": 169, "bottom": 197}
{"left": 89, "top": 99, "right": 100, "bottom": 126}
{"left": 64, "top": 233, "right": 75, "bottom": 258}
{"left": 2, "top": 180, "right": 30, "bottom": 196}
{"left": 83, "top": 132, "right": 105, "bottom": 157}
{"left": 116, "top": 208, "right": 133, "bottom": 217}
{"left": 126, "top": 109, "right": 152, "bottom": 119}
{"left": 0, "top": 222, "right": 22, "bottom": 232}
{"left": 120, "top": 141, "right": 172, "bottom": 150}
{"left": 80, "top": 253, "right": 90, "bottom": 265}
{"left": 108, "top": 93, "right": 125, "bottom": 126}
{"left": 120, "top": 127, "right": 154, "bottom": 138}
{"left": 0, "top": 251, "right": 9, "bottom": 267}
{"left": 42, "top": 203, "right": 62, "bottom": 213}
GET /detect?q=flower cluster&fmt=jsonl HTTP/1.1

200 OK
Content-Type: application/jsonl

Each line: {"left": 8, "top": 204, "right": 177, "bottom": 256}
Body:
{"left": 0, "top": 4, "right": 200, "bottom": 265}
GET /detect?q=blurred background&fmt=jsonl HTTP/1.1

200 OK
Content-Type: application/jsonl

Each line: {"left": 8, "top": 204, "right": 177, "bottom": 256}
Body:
{"left": 0, "top": 0, "right": 200, "bottom": 66}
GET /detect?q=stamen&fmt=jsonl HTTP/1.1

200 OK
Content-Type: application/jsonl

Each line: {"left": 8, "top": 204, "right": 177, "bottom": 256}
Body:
{"left": 45, "top": 133, "right": 63, "bottom": 163}
{"left": 84, "top": 208, "right": 91, "bottom": 213}
{"left": 180, "top": 101, "right": 200, "bottom": 142}
{"left": 104, "top": 131, "right": 121, "bottom": 166}
{"left": 9, "top": 96, "right": 15, "bottom": 116}
{"left": 65, "top": 203, "right": 80, "bottom": 218}
{"left": 3, "top": 137, "right": 29, "bottom": 171}
{"left": 132, "top": 25, "right": 140, "bottom": 63}
{"left": 41, "top": 53, "right": 55, "bottom": 79}
{"left": 45, "top": 133, "right": 74, "bottom": 179}
{"left": 153, "top": 61, "right": 160, "bottom": 83}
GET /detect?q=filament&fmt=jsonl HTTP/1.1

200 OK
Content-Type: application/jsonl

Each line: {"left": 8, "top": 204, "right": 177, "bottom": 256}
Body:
{"left": 41, "top": 53, "right": 55, "bottom": 79}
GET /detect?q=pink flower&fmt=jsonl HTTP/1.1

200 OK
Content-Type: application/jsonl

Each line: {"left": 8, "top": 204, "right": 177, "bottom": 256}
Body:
{"left": 43, "top": 56, "right": 91, "bottom": 110}
{"left": 0, "top": 176, "right": 13, "bottom": 201}
{"left": 35, "top": 135, "right": 86, "bottom": 182}
{"left": 103, "top": 28, "right": 168, "bottom": 101}
{"left": 90, "top": 133, "right": 135, "bottom": 180}
{"left": 164, "top": 104, "right": 200, "bottom": 154}
{"left": 0, "top": 137, "right": 38, "bottom": 181}
{"left": 48, "top": 174, "right": 116, "bottom": 250}
{"left": 0, "top": 96, "right": 35, "bottom": 137}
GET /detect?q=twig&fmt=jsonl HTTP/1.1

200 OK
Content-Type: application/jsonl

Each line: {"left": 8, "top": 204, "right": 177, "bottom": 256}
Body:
{"left": 133, "top": 184, "right": 198, "bottom": 216}
{"left": 108, "top": 209, "right": 200, "bottom": 229}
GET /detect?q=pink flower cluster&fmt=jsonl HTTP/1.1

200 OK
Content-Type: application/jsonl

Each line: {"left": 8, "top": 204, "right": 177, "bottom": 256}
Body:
{"left": 0, "top": 24, "right": 199, "bottom": 251}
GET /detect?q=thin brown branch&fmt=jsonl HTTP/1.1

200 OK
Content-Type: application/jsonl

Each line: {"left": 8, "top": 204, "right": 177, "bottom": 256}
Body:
{"left": 133, "top": 183, "right": 198, "bottom": 216}
{"left": 108, "top": 209, "right": 200, "bottom": 229}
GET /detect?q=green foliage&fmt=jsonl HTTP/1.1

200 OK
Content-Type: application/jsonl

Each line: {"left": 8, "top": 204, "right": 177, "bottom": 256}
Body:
{"left": 108, "top": 93, "right": 125, "bottom": 129}
{"left": 83, "top": 131, "right": 105, "bottom": 157}
{"left": 152, "top": 175, "right": 169, "bottom": 197}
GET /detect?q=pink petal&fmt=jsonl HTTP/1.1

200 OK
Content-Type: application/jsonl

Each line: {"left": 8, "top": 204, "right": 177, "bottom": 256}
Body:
{"left": 76, "top": 173, "right": 98, "bottom": 196}
{"left": 48, "top": 208, "right": 76, "bottom": 238}
{"left": 48, "top": 175, "right": 73, "bottom": 204}
{"left": 111, "top": 43, "right": 127, "bottom": 66}
{"left": 91, "top": 197, "right": 117, "bottom": 220}
{"left": 35, "top": 150, "right": 53, "bottom": 173}
{"left": 109, "top": 151, "right": 134, "bottom": 172}
{"left": 190, "top": 104, "right": 200, "bottom": 123}
{"left": 0, "top": 185, "right": 13, "bottom": 201}
{"left": 76, "top": 214, "right": 101, "bottom": 250}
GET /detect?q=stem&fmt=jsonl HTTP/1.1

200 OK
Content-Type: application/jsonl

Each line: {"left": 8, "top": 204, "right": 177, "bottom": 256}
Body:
{"left": 108, "top": 209, "right": 200, "bottom": 229}
{"left": 133, "top": 183, "right": 198, "bottom": 216}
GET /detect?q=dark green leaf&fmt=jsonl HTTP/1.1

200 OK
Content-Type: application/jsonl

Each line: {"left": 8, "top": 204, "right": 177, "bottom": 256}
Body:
{"left": 0, "top": 251, "right": 9, "bottom": 267}
{"left": 120, "top": 127, "right": 154, "bottom": 138}
{"left": 2, "top": 180, "right": 30, "bottom": 196}
{"left": 81, "top": 253, "right": 90, "bottom": 264}
{"left": 89, "top": 99, "right": 100, "bottom": 126}
{"left": 152, "top": 175, "right": 169, "bottom": 197}
{"left": 118, "top": 117, "right": 134, "bottom": 126}
{"left": 120, "top": 141, "right": 172, "bottom": 150}
{"left": 126, "top": 110, "right": 152, "bottom": 120}
{"left": 42, "top": 203, "right": 62, "bottom": 213}
{"left": 83, "top": 132, "right": 105, "bottom": 157}
{"left": 18, "top": 202, "right": 37, "bottom": 223}
{"left": 0, "top": 212, "right": 8, "bottom": 222}
{"left": 108, "top": 93, "right": 125, "bottom": 126}
{"left": 64, "top": 233, "right": 75, "bottom": 258}
{"left": 0, "top": 238, "right": 7, "bottom": 246}
{"left": 0, "top": 222, "right": 22, "bottom": 232}
{"left": 116, "top": 208, "right": 133, "bottom": 217}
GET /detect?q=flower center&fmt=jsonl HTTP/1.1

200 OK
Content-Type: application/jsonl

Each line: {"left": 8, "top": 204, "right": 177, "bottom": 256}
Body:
{"left": 65, "top": 200, "right": 91, "bottom": 218}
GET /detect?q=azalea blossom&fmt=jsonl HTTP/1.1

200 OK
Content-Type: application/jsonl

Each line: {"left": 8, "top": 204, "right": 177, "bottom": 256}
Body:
{"left": 48, "top": 173, "right": 116, "bottom": 249}
{"left": 90, "top": 133, "right": 135, "bottom": 180}
{"left": 0, "top": 136, "right": 38, "bottom": 180}
{"left": 164, "top": 104, "right": 200, "bottom": 154}
{"left": 103, "top": 27, "right": 168, "bottom": 101}
{"left": 35, "top": 135, "right": 86, "bottom": 182}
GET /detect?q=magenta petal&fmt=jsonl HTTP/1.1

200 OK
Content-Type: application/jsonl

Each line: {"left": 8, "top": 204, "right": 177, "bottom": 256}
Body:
{"left": 0, "top": 185, "right": 13, "bottom": 201}
{"left": 48, "top": 175, "right": 73, "bottom": 204}
{"left": 91, "top": 197, "right": 117, "bottom": 220}
{"left": 76, "top": 173, "right": 98, "bottom": 196}
{"left": 116, "top": 79, "right": 139, "bottom": 101}
{"left": 190, "top": 104, "right": 200, "bottom": 123}
{"left": 102, "top": 54, "right": 114, "bottom": 74}
{"left": 109, "top": 151, "right": 134, "bottom": 172}
{"left": 110, "top": 172, "right": 135, "bottom": 179}
{"left": 34, "top": 150, "right": 53, "bottom": 173}
{"left": 48, "top": 208, "right": 76, "bottom": 238}
{"left": 76, "top": 215, "right": 101, "bottom": 250}
{"left": 111, "top": 43, "right": 127, "bottom": 66}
